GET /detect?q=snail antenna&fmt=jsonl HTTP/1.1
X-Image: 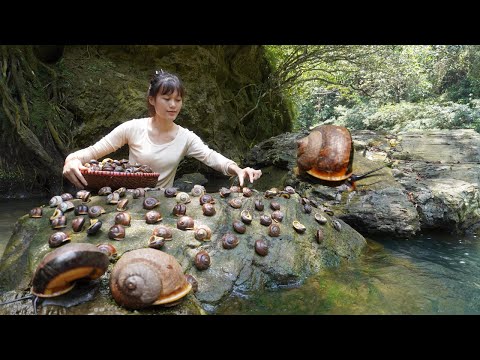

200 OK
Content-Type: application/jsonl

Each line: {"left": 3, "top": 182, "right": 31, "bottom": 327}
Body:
{"left": 0, "top": 294, "right": 34, "bottom": 306}
{"left": 32, "top": 295, "right": 39, "bottom": 315}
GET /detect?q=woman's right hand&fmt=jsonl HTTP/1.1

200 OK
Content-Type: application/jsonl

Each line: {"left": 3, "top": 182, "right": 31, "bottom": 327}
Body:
{"left": 63, "top": 159, "right": 89, "bottom": 189}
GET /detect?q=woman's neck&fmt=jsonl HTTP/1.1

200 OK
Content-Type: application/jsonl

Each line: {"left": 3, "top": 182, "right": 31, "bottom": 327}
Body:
{"left": 151, "top": 115, "right": 176, "bottom": 132}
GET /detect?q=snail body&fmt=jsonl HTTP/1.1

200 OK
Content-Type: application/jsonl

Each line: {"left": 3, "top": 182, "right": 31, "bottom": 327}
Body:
{"left": 110, "top": 248, "right": 192, "bottom": 309}
{"left": 31, "top": 243, "right": 109, "bottom": 298}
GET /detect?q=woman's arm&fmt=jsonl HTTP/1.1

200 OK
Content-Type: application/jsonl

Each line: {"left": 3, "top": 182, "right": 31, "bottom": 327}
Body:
{"left": 63, "top": 121, "right": 131, "bottom": 189}
{"left": 185, "top": 130, "right": 262, "bottom": 187}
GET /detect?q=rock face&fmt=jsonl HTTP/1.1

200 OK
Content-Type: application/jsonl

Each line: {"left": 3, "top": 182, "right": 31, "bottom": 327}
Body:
{"left": 0, "top": 187, "right": 366, "bottom": 315}
{"left": 62, "top": 45, "right": 293, "bottom": 177}
{"left": 244, "top": 128, "right": 480, "bottom": 238}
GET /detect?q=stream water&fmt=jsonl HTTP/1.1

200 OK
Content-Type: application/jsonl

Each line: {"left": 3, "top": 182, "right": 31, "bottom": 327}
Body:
{"left": 1, "top": 198, "right": 479, "bottom": 315}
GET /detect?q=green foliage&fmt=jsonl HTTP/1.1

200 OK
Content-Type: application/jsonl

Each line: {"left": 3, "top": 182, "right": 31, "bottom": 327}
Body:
{"left": 322, "top": 100, "right": 480, "bottom": 133}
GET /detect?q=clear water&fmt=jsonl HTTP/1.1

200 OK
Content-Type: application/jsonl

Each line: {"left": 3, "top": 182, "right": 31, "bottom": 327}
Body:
{"left": 1, "top": 198, "right": 479, "bottom": 314}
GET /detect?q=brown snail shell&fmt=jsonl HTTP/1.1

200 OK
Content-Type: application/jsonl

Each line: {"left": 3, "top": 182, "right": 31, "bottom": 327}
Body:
{"left": 32, "top": 243, "right": 109, "bottom": 298}
{"left": 87, "top": 219, "right": 102, "bottom": 235}
{"left": 219, "top": 187, "right": 231, "bottom": 198}
{"left": 254, "top": 199, "right": 264, "bottom": 211}
{"left": 148, "top": 235, "right": 166, "bottom": 249}
{"left": 48, "top": 231, "right": 71, "bottom": 248}
{"left": 292, "top": 220, "right": 306, "bottom": 234}
{"left": 145, "top": 210, "right": 163, "bottom": 224}
{"left": 164, "top": 187, "right": 178, "bottom": 198}
{"left": 259, "top": 214, "right": 272, "bottom": 226}
{"left": 117, "top": 198, "right": 128, "bottom": 211}
{"left": 271, "top": 210, "right": 284, "bottom": 223}
{"left": 315, "top": 228, "right": 324, "bottom": 244}
{"left": 314, "top": 213, "right": 328, "bottom": 225}
{"left": 60, "top": 193, "right": 74, "bottom": 201}
{"left": 194, "top": 225, "right": 212, "bottom": 241}
{"left": 284, "top": 186, "right": 295, "bottom": 194}
{"left": 240, "top": 210, "right": 252, "bottom": 224}
{"left": 229, "top": 186, "right": 241, "bottom": 193}
{"left": 114, "top": 187, "right": 126, "bottom": 197}
{"left": 232, "top": 220, "right": 246, "bottom": 234}
{"left": 88, "top": 205, "right": 105, "bottom": 218}
{"left": 194, "top": 250, "right": 211, "bottom": 270}
{"left": 49, "top": 208, "right": 63, "bottom": 223}
{"left": 264, "top": 188, "right": 278, "bottom": 198}
{"left": 228, "top": 197, "right": 242, "bottom": 209}
{"left": 185, "top": 274, "right": 198, "bottom": 292}
{"left": 78, "top": 190, "right": 91, "bottom": 203}
{"left": 115, "top": 212, "right": 131, "bottom": 227}
{"left": 268, "top": 223, "right": 281, "bottom": 237}
{"left": 51, "top": 215, "right": 67, "bottom": 229}
{"left": 242, "top": 187, "right": 253, "bottom": 197}
{"left": 202, "top": 203, "right": 216, "bottom": 216}
{"left": 255, "top": 239, "right": 269, "bottom": 256}
{"left": 71, "top": 216, "right": 86, "bottom": 232}
{"left": 49, "top": 196, "right": 63, "bottom": 207}
{"left": 191, "top": 184, "right": 205, "bottom": 197}
{"left": 143, "top": 197, "right": 160, "bottom": 210}
{"left": 270, "top": 201, "right": 281, "bottom": 211}
{"left": 177, "top": 216, "right": 194, "bottom": 230}
{"left": 74, "top": 204, "right": 89, "bottom": 216}
{"left": 296, "top": 125, "right": 353, "bottom": 181}
{"left": 133, "top": 188, "right": 145, "bottom": 199}
{"left": 107, "top": 192, "right": 120, "bottom": 205}
{"left": 29, "top": 207, "right": 43, "bottom": 218}
{"left": 172, "top": 203, "right": 187, "bottom": 217}
{"left": 110, "top": 248, "right": 192, "bottom": 309}
{"left": 199, "top": 194, "right": 215, "bottom": 205}
{"left": 58, "top": 201, "right": 74, "bottom": 213}
{"left": 152, "top": 225, "right": 173, "bottom": 240}
{"left": 222, "top": 233, "right": 239, "bottom": 249}
{"left": 96, "top": 243, "right": 117, "bottom": 259}
{"left": 108, "top": 224, "right": 126, "bottom": 240}
{"left": 98, "top": 187, "right": 112, "bottom": 196}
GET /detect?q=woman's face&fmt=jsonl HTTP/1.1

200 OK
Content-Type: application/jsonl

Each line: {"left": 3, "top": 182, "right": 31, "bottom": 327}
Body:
{"left": 149, "top": 90, "right": 183, "bottom": 121}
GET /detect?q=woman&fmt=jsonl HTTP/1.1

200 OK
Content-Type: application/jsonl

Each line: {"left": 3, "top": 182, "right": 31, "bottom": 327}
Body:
{"left": 63, "top": 70, "right": 262, "bottom": 189}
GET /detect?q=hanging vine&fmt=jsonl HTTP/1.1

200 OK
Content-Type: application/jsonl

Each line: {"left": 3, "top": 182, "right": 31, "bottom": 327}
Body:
{"left": 0, "top": 45, "right": 70, "bottom": 195}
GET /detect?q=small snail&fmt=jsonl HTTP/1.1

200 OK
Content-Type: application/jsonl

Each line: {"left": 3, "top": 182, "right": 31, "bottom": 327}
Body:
{"left": 194, "top": 250, "right": 211, "bottom": 270}
{"left": 292, "top": 220, "right": 306, "bottom": 234}
{"left": 202, "top": 203, "right": 216, "bottom": 216}
{"left": 199, "top": 194, "right": 215, "bottom": 205}
{"left": 240, "top": 210, "right": 252, "bottom": 224}
{"left": 255, "top": 239, "right": 269, "bottom": 256}
{"left": 172, "top": 204, "right": 187, "bottom": 217}
{"left": 222, "top": 233, "right": 239, "bottom": 249}
{"left": 71, "top": 216, "right": 86, "bottom": 232}
{"left": 175, "top": 192, "right": 191, "bottom": 204}
{"left": 191, "top": 185, "right": 205, "bottom": 197}
{"left": 268, "top": 223, "right": 281, "bottom": 237}
{"left": 145, "top": 210, "right": 163, "bottom": 224}
{"left": 29, "top": 207, "right": 43, "bottom": 218}
{"left": 254, "top": 199, "right": 264, "bottom": 211}
{"left": 48, "top": 231, "right": 71, "bottom": 248}
{"left": 108, "top": 224, "right": 126, "bottom": 240}
{"left": 60, "top": 193, "right": 74, "bottom": 201}
{"left": 164, "top": 187, "right": 178, "bottom": 198}
{"left": 115, "top": 212, "right": 131, "bottom": 227}
{"left": 219, "top": 187, "right": 231, "bottom": 198}
{"left": 177, "top": 216, "right": 194, "bottom": 230}
{"left": 232, "top": 220, "right": 246, "bottom": 234}
{"left": 194, "top": 225, "right": 212, "bottom": 241}
{"left": 143, "top": 197, "right": 160, "bottom": 210}
{"left": 228, "top": 198, "right": 242, "bottom": 209}
{"left": 110, "top": 248, "right": 192, "bottom": 309}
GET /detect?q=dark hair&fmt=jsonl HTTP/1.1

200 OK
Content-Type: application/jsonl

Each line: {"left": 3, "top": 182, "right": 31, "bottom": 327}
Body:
{"left": 147, "top": 70, "right": 185, "bottom": 116}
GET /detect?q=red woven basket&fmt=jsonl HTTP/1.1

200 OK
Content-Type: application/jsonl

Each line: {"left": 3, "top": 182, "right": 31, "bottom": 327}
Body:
{"left": 80, "top": 170, "right": 160, "bottom": 191}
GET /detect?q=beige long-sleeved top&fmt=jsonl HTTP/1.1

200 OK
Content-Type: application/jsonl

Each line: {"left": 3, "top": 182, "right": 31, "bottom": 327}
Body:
{"left": 67, "top": 117, "right": 237, "bottom": 188}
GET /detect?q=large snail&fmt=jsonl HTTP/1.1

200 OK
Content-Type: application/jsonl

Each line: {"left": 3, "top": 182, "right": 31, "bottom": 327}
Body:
{"left": 109, "top": 248, "right": 192, "bottom": 310}
{"left": 296, "top": 125, "right": 385, "bottom": 190}
{"left": 0, "top": 243, "right": 109, "bottom": 314}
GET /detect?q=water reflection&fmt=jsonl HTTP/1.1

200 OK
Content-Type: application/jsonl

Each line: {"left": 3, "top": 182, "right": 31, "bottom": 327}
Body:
{"left": 216, "top": 234, "right": 480, "bottom": 315}
{"left": 0, "top": 197, "right": 48, "bottom": 258}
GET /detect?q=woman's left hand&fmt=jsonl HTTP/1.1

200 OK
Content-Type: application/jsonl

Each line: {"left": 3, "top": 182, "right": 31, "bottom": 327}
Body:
{"left": 231, "top": 165, "right": 262, "bottom": 187}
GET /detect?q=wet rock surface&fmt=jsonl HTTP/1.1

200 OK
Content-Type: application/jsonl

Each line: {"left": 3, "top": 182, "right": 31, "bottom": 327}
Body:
{"left": 245, "top": 129, "right": 480, "bottom": 238}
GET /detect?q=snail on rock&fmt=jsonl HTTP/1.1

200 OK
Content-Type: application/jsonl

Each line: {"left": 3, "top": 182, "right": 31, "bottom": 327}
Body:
{"left": 296, "top": 125, "right": 385, "bottom": 191}
{"left": 109, "top": 248, "right": 192, "bottom": 309}
{"left": 0, "top": 243, "right": 109, "bottom": 314}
